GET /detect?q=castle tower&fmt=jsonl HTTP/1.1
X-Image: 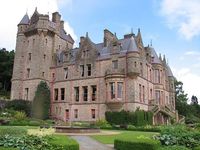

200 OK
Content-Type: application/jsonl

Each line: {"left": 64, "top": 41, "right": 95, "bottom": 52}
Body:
{"left": 11, "top": 9, "right": 74, "bottom": 101}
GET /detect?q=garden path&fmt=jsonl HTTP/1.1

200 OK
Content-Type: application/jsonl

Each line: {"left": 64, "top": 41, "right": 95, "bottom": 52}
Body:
{"left": 71, "top": 135, "right": 114, "bottom": 150}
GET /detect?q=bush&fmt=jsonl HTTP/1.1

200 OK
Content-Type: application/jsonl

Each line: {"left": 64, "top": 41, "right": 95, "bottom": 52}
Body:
{"left": 194, "top": 146, "right": 200, "bottom": 150}
{"left": 105, "top": 109, "right": 153, "bottom": 126}
{"left": 13, "top": 111, "right": 27, "bottom": 120}
{"left": 114, "top": 137, "right": 160, "bottom": 150}
{"left": 32, "top": 81, "right": 50, "bottom": 119}
{"left": 5, "top": 100, "right": 32, "bottom": 117}
{"left": 158, "top": 145, "right": 189, "bottom": 150}
{"left": 127, "top": 125, "right": 161, "bottom": 132}
{"left": 95, "top": 119, "right": 112, "bottom": 129}
{"left": 154, "top": 125, "right": 200, "bottom": 149}
{"left": 8, "top": 119, "right": 29, "bottom": 126}
{"left": 48, "top": 135, "right": 79, "bottom": 150}
{"left": 0, "top": 126, "right": 27, "bottom": 136}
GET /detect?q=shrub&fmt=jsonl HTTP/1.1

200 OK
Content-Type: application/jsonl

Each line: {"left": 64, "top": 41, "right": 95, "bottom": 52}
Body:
{"left": 32, "top": 81, "right": 50, "bottom": 119}
{"left": 5, "top": 100, "right": 32, "bottom": 117}
{"left": 0, "top": 147, "right": 18, "bottom": 150}
{"left": 48, "top": 135, "right": 79, "bottom": 150}
{"left": 105, "top": 109, "right": 153, "bottom": 126}
{"left": 158, "top": 145, "right": 189, "bottom": 150}
{"left": 8, "top": 119, "right": 29, "bottom": 126}
{"left": 154, "top": 125, "right": 200, "bottom": 149}
{"left": 13, "top": 111, "right": 26, "bottom": 120}
{"left": 95, "top": 119, "right": 112, "bottom": 129}
{"left": 0, "top": 126, "right": 27, "bottom": 136}
{"left": 114, "top": 137, "right": 160, "bottom": 150}
{"left": 127, "top": 125, "right": 161, "bottom": 132}
{"left": 194, "top": 146, "right": 200, "bottom": 150}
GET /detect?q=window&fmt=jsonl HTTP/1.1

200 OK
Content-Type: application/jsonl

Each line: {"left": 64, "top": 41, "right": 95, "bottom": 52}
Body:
{"left": 142, "top": 86, "right": 145, "bottom": 103}
{"left": 25, "top": 88, "right": 29, "bottom": 100}
{"left": 150, "top": 89, "right": 153, "bottom": 100}
{"left": 110, "top": 82, "right": 115, "bottom": 99}
{"left": 87, "top": 64, "right": 91, "bottom": 76}
{"left": 27, "top": 68, "right": 30, "bottom": 78}
{"left": 91, "top": 85, "right": 97, "bottom": 101}
{"left": 83, "top": 86, "right": 88, "bottom": 101}
{"left": 42, "top": 72, "right": 45, "bottom": 77}
{"left": 44, "top": 54, "right": 46, "bottom": 60}
{"left": 61, "top": 88, "right": 65, "bottom": 100}
{"left": 117, "top": 82, "right": 123, "bottom": 98}
{"left": 66, "top": 109, "right": 69, "bottom": 120}
{"left": 86, "top": 50, "right": 89, "bottom": 57}
{"left": 54, "top": 88, "right": 58, "bottom": 101}
{"left": 74, "top": 87, "right": 79, "bottom": 102}
{"left": 154, "top": 69, "right": 161, "bottom": 83}
{"left": 82, "top": 50, "right": 86, "bottom": 58}
{"left": 140, "top": 63, "right": 143, "bottom": 76}
{"left": 155, "top": 90, "right": 160, "bottom": 104}
{"left": 112, "top": 60, "right": 118, "bottom": 69}
{"left": 150, "top": 69, "right": 152, "bottom": 81}
{"left": 52, "top": 73, "right": 55, "bottom": 79}
{"left": 134, "top": 62, "right": 137, "bottom": 67}
{"left": 33, "top": 39, "right": 35, "bottom": 44}
{"left": 91, "top": 109, "right": 95, "bottom": 119}
{"left": 74, "top": 109, "right": 78, "bottom": 119}
{"left": 80, "top": 65, "right": 84, "bottom": 77}
{"left": 139, "top": 84, "right": 142, "bottom": 102}
{"left": 28, "top": 53, "right": 31, "bottom": 61}
{"left": 64, "top": 68, "right": 68, "bottom": 79}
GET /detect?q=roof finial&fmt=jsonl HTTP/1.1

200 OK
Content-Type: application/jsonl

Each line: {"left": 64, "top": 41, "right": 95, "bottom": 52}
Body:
{"left": 150, "top": 39, "right": 152, "bottom": 46}
{"left": 86, "top": 32, "right": 88, "bottom": 38}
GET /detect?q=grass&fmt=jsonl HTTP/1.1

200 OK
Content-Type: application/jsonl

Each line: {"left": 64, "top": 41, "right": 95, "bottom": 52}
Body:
{"left": 49, "top": 135, "right": 78, "bottom": 146}
{"left": 91, "top": 130, "right": 158, "bottom": 144}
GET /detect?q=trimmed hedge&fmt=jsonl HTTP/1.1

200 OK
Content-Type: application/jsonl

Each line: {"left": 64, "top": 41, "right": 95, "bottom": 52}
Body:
{"left": 105, "top": 109, "right": 153, "bottom": 126}
{"left": 114, "top": 138, "right": 160, "bottom": 150}
{"left": 158, "top": 145, "right": 189, "bottom": 150}
{"left": 48, "top": 135, "right": 79, "bottom": 150}
{"left": 194, "top": 146, "right": 200, "bottom": 150}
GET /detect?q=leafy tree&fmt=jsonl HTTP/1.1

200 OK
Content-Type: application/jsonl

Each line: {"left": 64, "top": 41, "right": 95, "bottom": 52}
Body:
{"left": 191, "top": 95, "right": 198, "bottom": 104}
{"left": 175, "top": 79, "right": 188, "bottom": 116}
{"left": 32, "top": 81, "right": 50, "bottom": 119}
{"left": 0, "top": 48, "right": 15, "bottom": 92}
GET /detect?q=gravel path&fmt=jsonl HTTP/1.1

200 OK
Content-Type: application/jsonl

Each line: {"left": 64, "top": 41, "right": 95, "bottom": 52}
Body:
{"left": 71, "top": 135, "right": 114, "bottom": 150}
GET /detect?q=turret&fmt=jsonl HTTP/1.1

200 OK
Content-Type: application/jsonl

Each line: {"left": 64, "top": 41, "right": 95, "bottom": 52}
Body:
{"left": 17, "top": 13, "right": 29, "bottom": 34}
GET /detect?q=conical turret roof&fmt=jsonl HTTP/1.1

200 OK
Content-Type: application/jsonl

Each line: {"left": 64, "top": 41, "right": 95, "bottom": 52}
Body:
{"left": 18, "top": 13, "right": 29, "bottom": 25}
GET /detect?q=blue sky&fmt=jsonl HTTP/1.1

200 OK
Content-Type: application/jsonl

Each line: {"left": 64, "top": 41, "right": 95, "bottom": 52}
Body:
{"left": 0, "top": 0, "right": 199, "bottom": 100}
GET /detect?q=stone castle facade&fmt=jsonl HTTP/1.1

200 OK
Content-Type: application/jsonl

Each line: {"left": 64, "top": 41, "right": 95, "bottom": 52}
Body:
{"left": 11, "top": 10, "right": 178, "bottom": 124}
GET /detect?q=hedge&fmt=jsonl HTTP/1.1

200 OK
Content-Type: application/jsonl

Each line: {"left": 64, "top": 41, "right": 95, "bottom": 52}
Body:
{"left": 114, "top": 138, "right": 160, "bottom": 150}
{"left": 105, "top": 109, "right": 153, "bottom": 126}
{"left": 0, "top": 147, "right": 18, "bottom": 150}
{"left": 48, "top": 135, "right": 79, "bottom": 150}
{"left": 158, "top": 145, "right": 189, "bottom": 150}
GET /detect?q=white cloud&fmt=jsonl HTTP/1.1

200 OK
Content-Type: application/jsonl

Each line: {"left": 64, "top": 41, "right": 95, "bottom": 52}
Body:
{"left": 0, "top": 0, "right": 77, "bottom": 50}
{"left": 172, "top": 67, "right": 200, "bottom": 101}
{"left": 159, "top": 0, "right": 200, "bottom": 40}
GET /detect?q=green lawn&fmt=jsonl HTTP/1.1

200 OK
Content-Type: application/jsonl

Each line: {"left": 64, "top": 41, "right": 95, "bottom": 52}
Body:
{"left": 91, "top": 130, "right": 158, "bottom": 144}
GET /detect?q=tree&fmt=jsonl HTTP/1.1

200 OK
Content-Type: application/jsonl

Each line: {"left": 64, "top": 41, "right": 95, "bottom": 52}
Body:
{"left": 175, "top": 79, "right": 188, "bottom": 116}
{"left": 191, "top": 95, "right": 198, "bottom": 104}
{"left": 32, "top": 81, "right": 50, "bottom": 119}
{"left": 0, "top": 48, "right": 15, "bottom": 92}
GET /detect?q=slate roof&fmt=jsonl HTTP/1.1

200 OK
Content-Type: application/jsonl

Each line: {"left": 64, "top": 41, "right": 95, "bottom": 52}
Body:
{"left": 19, "top": 14, "right": 29, "bottom": 25}
{"left": 149, "top": 47, "right": 162, "bottom": 64}
{"left": 166, "top": 65, "right": 173, "bottom": 77}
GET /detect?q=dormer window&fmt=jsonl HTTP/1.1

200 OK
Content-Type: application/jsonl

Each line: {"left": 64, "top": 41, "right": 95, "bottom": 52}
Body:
{"left": 87, "top": 64, "right": 91, "bottom": 76}
{"left": 112, "top": 60, "right": 118, "bottom": 69}
{"left": 64, "top": 68, "right": 68, "bottom": 79}
{"left": 80, "top": 65, "right": 84, "bottom": 77}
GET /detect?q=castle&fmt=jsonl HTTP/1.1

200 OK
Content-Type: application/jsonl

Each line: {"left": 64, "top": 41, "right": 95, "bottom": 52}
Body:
{"left": 11, "top": 9, "right": 178, "bottom": 125}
